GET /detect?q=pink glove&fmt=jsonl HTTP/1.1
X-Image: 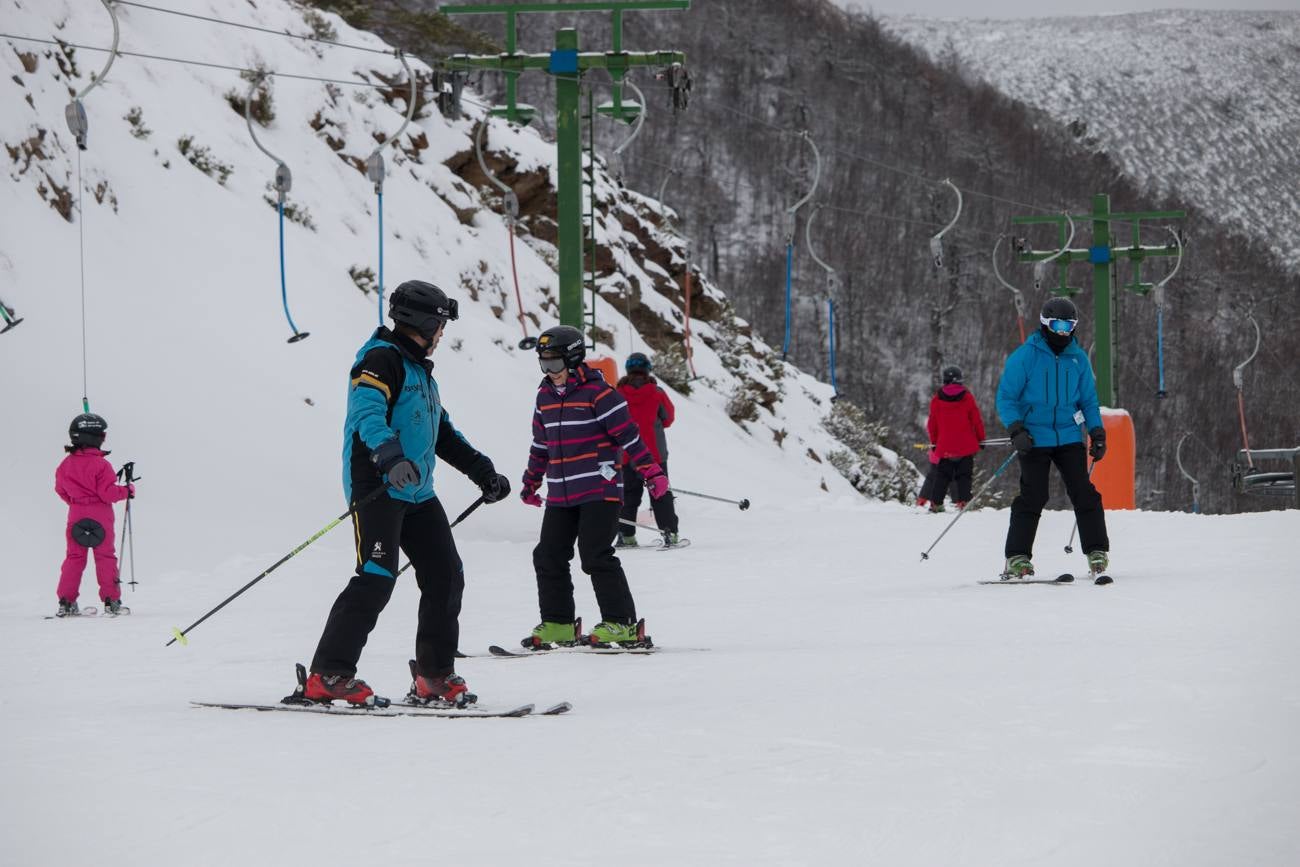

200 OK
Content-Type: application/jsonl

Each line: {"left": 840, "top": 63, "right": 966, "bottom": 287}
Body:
{"left": 928, "top": 447, "right": 939, "bottom": 465}
{"left": 127, "top": 483, "right": 136, "bottom": 499}
{"left": 520, "top": 483, "right": 542, "bottom": 508}
{"left": 646, "top": 473, "right": 670, "bottom": 500}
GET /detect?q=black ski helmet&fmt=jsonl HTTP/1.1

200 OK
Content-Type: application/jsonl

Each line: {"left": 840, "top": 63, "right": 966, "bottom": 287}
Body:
{"left": 69, "top": 413, "right": 108, "bottom": 448}
{"left": 941, "top": 365, "right": 963, "bottom": 385}
{"left": 1040, "top": 296, "right": 1079, "bottom": 323}
{"left": 625, "top": 352, "right": 652, "bottom": 373}
{"left": 389, "top": 281, "right": 458, "bottom": 337}
{"left": 535, "top": 325, "right": 586, "bottom": 369}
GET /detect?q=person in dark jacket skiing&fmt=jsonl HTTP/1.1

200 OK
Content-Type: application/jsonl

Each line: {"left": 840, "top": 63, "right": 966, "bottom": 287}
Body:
{"left": 519, "top": 326, "right": 669, "bottom": 648}
{"left": 996, "top": 296, "right": 1110, "bottom": 580}
{"left": 615, "top": 352, "right": 681, "bottom": 547}
{"left": 306, "top": 281, "right": 510, "bottom": 706}
{"left": 917, "top": 365, "right": 986, "bottom": 512}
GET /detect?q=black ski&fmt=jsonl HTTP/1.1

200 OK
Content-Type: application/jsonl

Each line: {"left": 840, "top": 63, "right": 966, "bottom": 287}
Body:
{"left": 1057, "top": 572, "right": 1114, "bottom": 585}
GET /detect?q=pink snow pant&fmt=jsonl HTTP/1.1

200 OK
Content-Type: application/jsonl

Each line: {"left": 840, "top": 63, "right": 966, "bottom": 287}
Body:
{"left": 57, "top": 503, "right": 119, "bottom": 602}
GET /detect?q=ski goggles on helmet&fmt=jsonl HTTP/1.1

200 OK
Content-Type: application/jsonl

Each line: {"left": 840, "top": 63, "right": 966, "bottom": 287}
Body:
{"left": 539, "top": 355, "right": 568, "bottom": 374}
{"left": 1040, "top": 315, "right": 1078, "bottom": 334}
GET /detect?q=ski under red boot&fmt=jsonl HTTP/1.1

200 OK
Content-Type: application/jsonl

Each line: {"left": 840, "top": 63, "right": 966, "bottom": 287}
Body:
{"left": 290, "top": 662, "right": 381, "bottom": 707}
{"left": 404, "top": 660, "right": 477, "bottom": 708}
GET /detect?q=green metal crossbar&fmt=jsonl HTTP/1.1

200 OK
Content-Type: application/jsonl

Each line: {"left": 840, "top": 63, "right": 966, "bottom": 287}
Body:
{"left": 1009, "top": 193, "right": 1185, "bottom": 406}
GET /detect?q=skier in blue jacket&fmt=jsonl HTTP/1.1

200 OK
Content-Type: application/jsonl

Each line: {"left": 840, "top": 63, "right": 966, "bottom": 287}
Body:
{"left": 996, "top": 296, "right": 1110, "bottom": 580}
{"left": 307, "top": 281, "right": 510, "bottom": 707}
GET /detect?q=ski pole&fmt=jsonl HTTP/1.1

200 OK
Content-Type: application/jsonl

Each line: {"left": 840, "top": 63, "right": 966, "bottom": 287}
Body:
{"left": 395, "top": 495, "right": 485, "bottom": 576}
{"left": 619, "top": 516, "right": 661, "bottom": 533}
{"left": 1064, "top": 462, "right": 1098, "bottom": 554}
{"left": 116, "top": 462, "right": 138, "bottom": 589}
{"left": 913, "top": 438, "right": 1011, "bottom": 449}
{"left": 671, "top": 487, "right": 751, "bottom": 511}
{"left": 0, "top": 298, "right": 22, "bottom": 333}
{"left": 920, "top": 451, "right": 1017, "bottom": 562}
{"left": 167, "top": 485, "right": 390, "bottom": 646}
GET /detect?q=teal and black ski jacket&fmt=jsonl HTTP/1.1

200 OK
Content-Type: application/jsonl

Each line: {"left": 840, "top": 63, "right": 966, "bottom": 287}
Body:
{"left": 343, "top": 327, "right": 482, "bottom": 504}
{"left": 995, "top": 331, "right": 1103, "bottom": 448}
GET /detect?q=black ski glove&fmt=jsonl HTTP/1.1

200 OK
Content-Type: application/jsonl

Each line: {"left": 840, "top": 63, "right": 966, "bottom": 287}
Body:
{"left": 1088, "top": 427, "right": 1107, "bottom": 462}
{"left": 466, "top": 455, "right": 511, "bottom": 504}
{"left": 372, "top": 439, "right": 420, "bottom": 490}
{"left": 1008, "top": 422, "right": 1034, "bottom": 455}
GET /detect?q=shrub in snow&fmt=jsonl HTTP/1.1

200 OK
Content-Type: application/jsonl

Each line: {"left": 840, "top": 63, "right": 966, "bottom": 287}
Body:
{"left": 823, "top": 400, "right": 922, "bottom": 503}
{"left": 176, "top": 136, "right": 233, "bottom": 185}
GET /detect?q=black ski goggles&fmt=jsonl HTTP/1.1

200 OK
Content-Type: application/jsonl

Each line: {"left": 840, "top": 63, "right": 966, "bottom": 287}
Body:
{"left": 539, "top": 356, "right": 568, "bottom": 374}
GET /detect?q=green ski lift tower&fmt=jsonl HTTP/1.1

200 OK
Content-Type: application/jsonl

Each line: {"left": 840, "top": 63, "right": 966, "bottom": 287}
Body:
{"left": 441, "top": 1, "right": 690, "bottom": 333}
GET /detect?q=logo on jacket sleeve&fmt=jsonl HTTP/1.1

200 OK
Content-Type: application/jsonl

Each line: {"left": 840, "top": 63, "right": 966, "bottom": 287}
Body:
{"left": 371, "top": 541, "right": 385, "bottom": 559}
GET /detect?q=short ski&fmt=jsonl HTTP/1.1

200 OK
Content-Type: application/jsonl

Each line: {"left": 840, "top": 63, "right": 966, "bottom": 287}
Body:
{"left": 620, "top": 537, "right": 692, "bottom": 551}
{"left": 487, "top": 644, "right": 709, "bottom": 657}
{"left": 44, "top": 605, "right": 102, "bottom": 619}
{"left": 978, "top": 574, "right": 1075, "bottom": 585}
{"left": 192, "top": 700, "right": 571, "bottom": 718}
{"left": 1058, "top": 572, "right": 1115, "bottom": 586}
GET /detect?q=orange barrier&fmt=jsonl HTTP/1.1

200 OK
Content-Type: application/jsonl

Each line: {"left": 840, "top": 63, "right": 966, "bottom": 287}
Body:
{"left": 1092, "top": 408, "right": 1136, "bottom": 510}
{"left": 587, "top": 356, "right": 619, "bottom": 386}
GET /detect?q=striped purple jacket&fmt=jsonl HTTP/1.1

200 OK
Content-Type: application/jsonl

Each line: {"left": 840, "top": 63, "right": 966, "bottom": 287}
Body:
{"left": 523, "top": 365, "right": 661, "bottom": 507}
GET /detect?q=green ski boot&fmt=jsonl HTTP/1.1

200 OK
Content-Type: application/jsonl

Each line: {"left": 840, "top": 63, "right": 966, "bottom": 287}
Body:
{"left": 614, "top": 533, "right": 638, "bottom": 548}
{"left": 1000, "top": 555, "right": 1034, "bottom": 581}
{"left": 587, "top": 618, "right": 651, "bottom": 648}
{"left": 1087, "top": 550, "right": 1112, "bottom": 585}
{"left": 523, "top": 618, "right": 581, "bottom": 650}
{"left": 661, "top": 531, "right": 680, "bottom": 547}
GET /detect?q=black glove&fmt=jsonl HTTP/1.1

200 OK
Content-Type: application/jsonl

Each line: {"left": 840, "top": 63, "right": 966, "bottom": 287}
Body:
{"left": 465, "top": 454, "right": 511, "bottom": 504}
{"left": 1088, "top": 427, "right": 1107, "bottom": 462}
{"left": 1008, "top": 422, "right": 1034, "bottom": 455}
{"left": 480, "top": 473, "right": 511, "bottom": 504}
{"left": 372, "top": 439, "right": 420, "bottom": 490}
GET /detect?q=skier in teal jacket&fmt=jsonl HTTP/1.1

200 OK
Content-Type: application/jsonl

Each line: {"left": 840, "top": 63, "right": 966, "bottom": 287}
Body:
{"left": 996, "top": 297, "right": 1109, "bottom": 580}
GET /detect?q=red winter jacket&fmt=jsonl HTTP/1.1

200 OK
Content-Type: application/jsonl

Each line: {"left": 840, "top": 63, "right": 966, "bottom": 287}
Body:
{"left": 926, "top": 384, "right": 985, "bottom": 459}
{"left": 616, "top": 374, "right": 675, "bottom": 464}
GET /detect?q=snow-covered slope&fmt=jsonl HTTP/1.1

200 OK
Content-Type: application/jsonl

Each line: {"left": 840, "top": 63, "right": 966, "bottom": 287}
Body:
{"left": 4, "top": 4, "right": 1298, "bottom": 865}
{"left": 882, "top": 10, "right": 1300, "bottom": 271}
{"left": 1, "top": 0, "right": 875, "bottom": 579}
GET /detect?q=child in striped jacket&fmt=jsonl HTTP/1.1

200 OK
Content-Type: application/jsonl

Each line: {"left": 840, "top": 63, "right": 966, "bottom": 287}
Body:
{"left": 518, "top": 326, "right": 668, "bottom": 649}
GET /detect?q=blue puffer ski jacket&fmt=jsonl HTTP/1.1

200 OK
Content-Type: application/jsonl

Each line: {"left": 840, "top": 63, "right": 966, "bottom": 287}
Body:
{"left": 342, "top": 328, "right": 478, "bottom": 504}
{"left": 996, "top": 331, "right": 1103, "bottom": 448}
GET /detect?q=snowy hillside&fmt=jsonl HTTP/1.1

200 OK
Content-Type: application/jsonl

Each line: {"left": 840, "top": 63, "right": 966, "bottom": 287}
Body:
{"left": 1, "top": 0, "right": 890, "bottom": 579}
{"left": 880, "top": 10, "right": 1300, "bottom": 271}
{"left": 3, "top": 3, "right": 1299, "bottom": 865}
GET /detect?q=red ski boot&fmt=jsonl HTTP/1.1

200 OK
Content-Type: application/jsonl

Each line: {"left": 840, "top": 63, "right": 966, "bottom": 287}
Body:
{"left": 405, "top": 660, "right": 477, "bottom": 708}
{"left": 303, "top": 671, "right": 376, "bottom": 706}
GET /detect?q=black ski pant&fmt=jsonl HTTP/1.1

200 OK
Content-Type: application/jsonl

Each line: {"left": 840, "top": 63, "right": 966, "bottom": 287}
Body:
{"left": 311, "top": 493, "right": 464, "bottom": 678}
{"left": 619, "top": 460, "right": 678, "bottom": 535}
{"left": 930, "top": 455, "right": 975, "bottom": 504}
{"left": 1004, "top": 443, "right": 1109, "bottom": 559}
{"left": 534, "top": 500, "right": 636, "bottom": 625}
{"left": 918, "top": 462, "right": 941, "bottom": 502}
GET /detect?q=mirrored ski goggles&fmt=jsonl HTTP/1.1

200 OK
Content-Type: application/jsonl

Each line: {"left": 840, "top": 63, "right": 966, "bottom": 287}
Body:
{"left": 1040, "top": 316, "right": 1078, "bottom": 334}
{"left": 538, "top": 356, "right": 568, "bottom": 374}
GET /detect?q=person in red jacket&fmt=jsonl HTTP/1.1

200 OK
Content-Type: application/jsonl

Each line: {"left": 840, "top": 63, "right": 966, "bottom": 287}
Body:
{"left": 918, "top": 365, "right": 986, "bottom": 511}
{"left": 615, "top": 352, "right": 681, "bottom": 546}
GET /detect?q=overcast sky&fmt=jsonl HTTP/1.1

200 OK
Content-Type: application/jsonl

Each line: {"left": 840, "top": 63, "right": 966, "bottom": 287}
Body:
{"left": 836, "top": 0, "right": 1300, "bottom": 18}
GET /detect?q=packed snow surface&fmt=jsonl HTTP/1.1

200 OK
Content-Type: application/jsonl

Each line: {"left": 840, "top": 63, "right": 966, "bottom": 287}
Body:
{"left": 3, "top": 2, "right": 1298, "bottom": 864}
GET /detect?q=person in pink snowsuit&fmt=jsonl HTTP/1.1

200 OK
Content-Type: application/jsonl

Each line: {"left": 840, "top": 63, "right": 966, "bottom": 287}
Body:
{"left": 54, "top": 414, "right": 133, "bottom": 615}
